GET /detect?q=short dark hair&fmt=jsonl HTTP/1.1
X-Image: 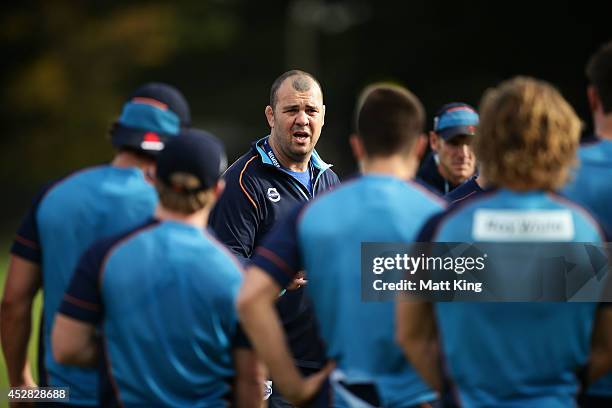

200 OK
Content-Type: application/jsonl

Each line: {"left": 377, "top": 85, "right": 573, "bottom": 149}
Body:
{"left": 269, "top": 70, "right": 323, "bottom": 109}
{"left": 586, "top": 41, "right": 612, "bottom": 113}
{"left": 355, "top": 83, "right": 425, "bottom": 157}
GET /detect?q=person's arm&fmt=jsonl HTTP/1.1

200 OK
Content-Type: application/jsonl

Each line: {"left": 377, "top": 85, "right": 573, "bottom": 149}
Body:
{"left": 1, "top": 185, "right": 53, "bottom": 388}
{"left": 233, "top": 348, "right": 266, "bottom": 407}
{"left": 587, "top": 305, "right": 612, "bottom": 382}
{"left": 395, "top": 300, "right": 442, "bottom": 391}
{"left": 51, "top": 315, "right": 98, "bottom": 367}
{"left": 51, "top": 239, "right": 106, "bottom": 368}
{"left": 209, "top": 163, "right": 262, "bottom": 260}
{"left": 0, "top": 256, "right": 41, "bottom": 387}
{"left": 237, "top": 265, "right": 333, "bottom": 405}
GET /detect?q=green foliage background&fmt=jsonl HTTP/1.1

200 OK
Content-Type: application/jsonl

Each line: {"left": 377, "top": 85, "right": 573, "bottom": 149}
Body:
{"left": 0, "top": 2, "right": 608, "bottom": 405}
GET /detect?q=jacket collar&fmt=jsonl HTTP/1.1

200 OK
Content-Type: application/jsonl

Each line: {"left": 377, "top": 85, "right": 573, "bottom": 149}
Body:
{"left": 252, "top": 135, "right": 332, "bottom": 172}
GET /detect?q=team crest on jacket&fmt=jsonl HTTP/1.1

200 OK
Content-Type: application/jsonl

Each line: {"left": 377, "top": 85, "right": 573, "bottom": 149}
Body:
{"left": 267, "top": 188, "right": 281, "bottom": 202}
{"left": 263, "top": 380, "right": 273, "bottom": 400}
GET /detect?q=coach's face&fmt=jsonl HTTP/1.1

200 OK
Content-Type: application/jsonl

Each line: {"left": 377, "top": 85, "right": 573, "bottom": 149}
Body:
{"left": 430, "top": 132, "right": 476, "bottom": 185}
{"left": 266, "top": 77, "right": 325, "bottom": 164}
{"left": 432, "top": 133, "right": 476, "bottom": 185}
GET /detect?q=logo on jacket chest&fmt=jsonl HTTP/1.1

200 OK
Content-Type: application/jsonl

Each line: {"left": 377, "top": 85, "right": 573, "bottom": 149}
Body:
{"left": 267, "top": 187, "right": 281, "bottom": 202}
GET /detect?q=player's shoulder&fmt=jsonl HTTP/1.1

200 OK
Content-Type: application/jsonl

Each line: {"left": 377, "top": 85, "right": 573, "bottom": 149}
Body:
{"left": 304, "top": 175, "right": 444, "bottom": 218}
{"left": 319, "top": 166, "right": 340, "bottom": 186}
{"left": 406, "top": 178, "right": 447, "bottom": 208}
{"left": 200, "top": 230, "right": 244, "bottom": 275}
{"left": 224, "top": 149, "right": 258, "bottom": 176}
{"left": 578, "top": 139, "right": 612, "bottom": 165}
{"left": 435, "top": 188, "right": 500, "bottom": 222}
{"left": 418, "top": 189, "right": 501, "bottom": 241}
{"left": 547, "top": 192, "right": 607, "bottom": 232}
{"left": 84, "top": 218, "right": 160, "bottom": 267}
{"left": 58, "top": 164, "right": 114, "bottom": 183}
{"left": 33, "top": 165, "right": 111, "bottom": 210}
{"left": 46, "top": 165, "right": 141, "bottom": 203}
{"left": 445, "top": 176, "right": 482, "bottom": 203}
{"left": 102, "top": 218, "right": 160, "bottom": 251}
{"left": 223, "top": 146, "right": 270, "bottom": 189}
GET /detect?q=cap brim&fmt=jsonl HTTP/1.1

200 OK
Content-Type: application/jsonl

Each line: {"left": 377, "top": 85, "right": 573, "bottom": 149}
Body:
{"left": 438, "top": 126, "right": 476, "bottom": 140}
{"left": 110, "top": 123, "right": 170, "bottom": 155}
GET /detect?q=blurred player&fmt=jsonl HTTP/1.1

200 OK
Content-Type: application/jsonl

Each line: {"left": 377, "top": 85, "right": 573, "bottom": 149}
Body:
{"left": 209, "top": 70, "right": 340, "bottom": 406}
{"left": 1, "top": 83, "right": 190, "bottom": 406}
{"left": 417, "top": 102, "right": 479, "bottom": 195}
{"left": 52, "top": 130, "right": 262, "bottom": 407}
{"left": 397, "top": 77, "right": 612, "bottom": 407}
{"left": 238, "top": 83, "right": 444, "bottom": 406}
{"left": 563, "top": 40, "right": 612, "bottom": 407}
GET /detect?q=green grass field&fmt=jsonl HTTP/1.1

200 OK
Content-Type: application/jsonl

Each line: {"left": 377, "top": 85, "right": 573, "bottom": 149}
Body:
{"left": 0, "top": 241, "right": 43, "bottom": 408}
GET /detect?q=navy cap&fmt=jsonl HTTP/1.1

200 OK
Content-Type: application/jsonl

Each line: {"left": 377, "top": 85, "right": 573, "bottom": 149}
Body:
{"left": 110, "top": 82, "right": 191, "bottom": 155}
{"left": 433, "top": 102, "right": 479, "bottom": 140}
{"left": 156, "top": 128, "right": 227, "bottom": 193}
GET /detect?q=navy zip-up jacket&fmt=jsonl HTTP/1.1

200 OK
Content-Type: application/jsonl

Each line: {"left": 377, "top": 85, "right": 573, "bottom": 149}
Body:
{"left": 209, "top": 135, "right": 340, "bottom": 369}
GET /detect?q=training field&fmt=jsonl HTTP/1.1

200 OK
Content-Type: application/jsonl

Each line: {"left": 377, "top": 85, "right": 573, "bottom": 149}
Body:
{"left": 0, "top": 241, "right": 43, "bottom": 408}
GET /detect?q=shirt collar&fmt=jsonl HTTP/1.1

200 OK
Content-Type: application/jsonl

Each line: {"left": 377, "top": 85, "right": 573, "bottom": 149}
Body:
{"left": 253, "top": 135, "right": 332, "bottom": 171}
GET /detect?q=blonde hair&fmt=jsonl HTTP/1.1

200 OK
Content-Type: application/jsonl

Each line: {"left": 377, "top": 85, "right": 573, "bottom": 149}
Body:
{"left": 155, "top": 172, "right": 215, "bottom": 214}
{"left": 474, "top": 76, "right": 581, "bottom": 191}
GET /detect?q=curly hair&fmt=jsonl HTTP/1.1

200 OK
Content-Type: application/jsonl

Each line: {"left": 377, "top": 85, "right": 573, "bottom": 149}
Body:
{"left": 474, "top": 76, "right": 581, "bottom": 191}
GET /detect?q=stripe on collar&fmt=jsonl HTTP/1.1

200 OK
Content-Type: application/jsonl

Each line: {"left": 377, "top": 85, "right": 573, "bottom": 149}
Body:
{"left": 254, "top": 135, "right": 332, "bottom": 171}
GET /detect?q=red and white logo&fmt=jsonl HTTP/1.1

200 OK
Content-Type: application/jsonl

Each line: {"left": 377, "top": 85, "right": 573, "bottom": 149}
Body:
{"left": 140, "top": 132, "right": 164, "bottom": 151}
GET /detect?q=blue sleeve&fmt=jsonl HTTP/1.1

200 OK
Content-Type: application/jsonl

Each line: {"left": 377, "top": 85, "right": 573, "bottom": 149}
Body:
{"left": 209, "top": 167, "right": 262, "bottom": 260}
{"left": 58, "top": 219, "right": 158, "bottom": 323}
{"left": 413, "top": 177, "right": 447, "bottom": 202}
{"left": 57, "top": 238, "right": 112, "bottom": 323}
{"left": 10, "top": 181, "right": 59, "bottom": 264}
{"left": 250, "top": 204, "right": 306, "bottom": 288}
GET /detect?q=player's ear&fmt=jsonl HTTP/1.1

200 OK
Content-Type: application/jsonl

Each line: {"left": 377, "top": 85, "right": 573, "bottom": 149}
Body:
{"left": 321, "top": 104, "right": 326, "bottom": 127}
{"left": 145, "top": 164, "right": 156, "bottom": 184}
{"left": 349, "top": 134, "right": 366, "bottom": 162}
{"left": 587, "top": 85, "right": 601, "bottom": 114}
{"left": 414, "top": 134, "right": 429, "bottom": 161}
{"left": 429, "top": 131, "right": 440, "bottom": 152}
{"left": 214, "top": 179, "right": 226, "bottom": 198}
{"left": 265, "top": 105, "right": 275, "bottom": 128}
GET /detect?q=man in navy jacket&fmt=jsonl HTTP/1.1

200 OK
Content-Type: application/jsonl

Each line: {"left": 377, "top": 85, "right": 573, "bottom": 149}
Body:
{"left": 209, "top": 69, "right": 340, "bottom": 406}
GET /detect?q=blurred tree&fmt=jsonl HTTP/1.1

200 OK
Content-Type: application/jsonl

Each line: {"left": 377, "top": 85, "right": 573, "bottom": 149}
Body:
{"left": 0, "top": 0, "right": 608, "bottom": 230}
{"left": 0, "top": 1, "right": 243, "bottom": 226}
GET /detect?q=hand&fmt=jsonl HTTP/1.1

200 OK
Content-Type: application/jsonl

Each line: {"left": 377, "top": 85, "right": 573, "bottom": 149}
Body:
{"left": 12, "top": 370, "right": 36, "bottom": 388}
{"left": 286, "top": 271, "right": 307, "bottom": 291}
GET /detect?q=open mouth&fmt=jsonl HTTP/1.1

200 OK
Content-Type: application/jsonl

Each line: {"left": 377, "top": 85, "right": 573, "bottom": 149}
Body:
{"left": 292, "top": 131, "right": 310, "bottom": 143}
{"left": 453, "top": 164, "right": 472, "bottom": 173}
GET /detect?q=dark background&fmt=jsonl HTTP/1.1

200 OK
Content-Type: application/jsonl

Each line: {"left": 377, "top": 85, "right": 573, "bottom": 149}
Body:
{"left": 0, "top": 0, "right": 609, "bottom": 233}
